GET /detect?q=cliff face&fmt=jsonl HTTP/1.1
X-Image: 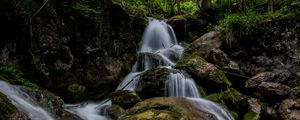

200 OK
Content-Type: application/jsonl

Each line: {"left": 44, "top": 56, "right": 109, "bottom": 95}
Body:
{"left": 0, "top": 0, "right": 145, "bottom": 102}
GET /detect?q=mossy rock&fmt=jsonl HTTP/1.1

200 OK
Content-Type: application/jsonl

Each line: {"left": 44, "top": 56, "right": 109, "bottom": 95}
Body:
{"left": 110, "top": 90, "right": 142, "bottom": 109}
{"left": 0, "top": 92, "right": 28, "bottom": 119}
{"left": 175, "top": 53, "right": 231, "bottom": 93}
{"left": 107, "top": 104, "right": 125, "bottom": 120}
{"left": 205, "top": 88, "right": 249, "bottom": 120}
{"left": 124, "top": 97, "right": 216, "bottom": 120}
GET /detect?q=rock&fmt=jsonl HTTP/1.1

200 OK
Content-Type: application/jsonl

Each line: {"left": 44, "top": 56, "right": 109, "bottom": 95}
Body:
{"left": 206, "top": 48, "right": 247, "bottom": 90}
{"left": 107, "top": 104, "right": 125, "bottom": 120}
{"left": 246, "top": 72, "right": 296, "bottom": 102}
{"left": 167, "top": 14, "right": 207, "bottom": 43}
{"left": 18, "top": 86, "right": 80, "bottom": 120}
{"left": 207, "top": 48, "right": 239, "bottom": 71}
{"left": 110, "top": 90, "right": 142, "bottom": 109}
{"left": 124, "top": 97, "right": 215, "bottom": 120}
{"left": 278, "top": 99, "right": 300, "bottom": 120}
{"left": 245, "top": 98, "right": 262, "bottom": 120}
{"left": 0, "top": 0, "right": 142, "bottom": 102}
{"left": 187, "top": 31, "right": 224, "bottom": 55}
{"left": 176, "top": 53, "right": 231, "bottom": 93}
{"left": 205, "top": 88, "right": 249, "bottom": 119}
{"left": 0, "top": 92, "right": 28, "bottom": 120}
{"left": 221, "top": 14, "right": 300, "bottom": 79}
{"left": 136, "top": 68, "right": 169, "bottom": 99}
{"left": 136, "top": 68, "right": 190, "bottom": 99}
{"left": 265, "top": 99, "right": 300, "bottom": 120}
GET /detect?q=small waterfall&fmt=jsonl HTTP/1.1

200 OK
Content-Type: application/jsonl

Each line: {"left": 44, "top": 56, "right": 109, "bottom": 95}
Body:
{"left": 0, "top": 81, "right": 53, "bottom": 120}
{"left": 65, "top": 18, "right": 234, "bottom": 120}
{"left": 165, "top": 73, "right": 200, "bottom": 98}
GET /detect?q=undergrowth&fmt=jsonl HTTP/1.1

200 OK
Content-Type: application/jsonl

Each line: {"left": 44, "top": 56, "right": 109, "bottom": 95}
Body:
{"left": 0, "top": 65, "right": 39, "bottom": 89}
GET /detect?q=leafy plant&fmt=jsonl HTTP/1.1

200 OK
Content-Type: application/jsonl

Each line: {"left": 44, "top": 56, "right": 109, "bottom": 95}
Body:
{"left": 0, "top": 65, "right": 39, "bottom": 89}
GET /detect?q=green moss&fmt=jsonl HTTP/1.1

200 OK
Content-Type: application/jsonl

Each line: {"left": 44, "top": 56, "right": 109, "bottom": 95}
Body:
{"left": 0, "top": 92, "right": 18, "bottom": 120}
{"left": 107, "top": 104, "right": 125, "bottom": 119}
{"left": 243, "top": 111, "right": 257, "bottom": 120}
{"left": 110, "top": 90, "right": 142, "bottom": 109}
{"left": 197, "top": 85, "right": 207, "bottom": 97}
{"left": 231, "top": 111, "right": 238, "bottom": 120}
{"left": 0, "top": 65, "right": 39, "bottom": 89}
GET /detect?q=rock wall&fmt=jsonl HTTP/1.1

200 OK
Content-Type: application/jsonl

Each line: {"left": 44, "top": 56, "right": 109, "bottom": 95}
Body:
{"left": 0, "top": 0, "right": 145, "bottom": 102}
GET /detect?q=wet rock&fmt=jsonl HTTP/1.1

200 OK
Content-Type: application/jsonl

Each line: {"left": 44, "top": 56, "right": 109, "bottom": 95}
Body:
{"left": 0, "top": 92, "right": 28, "bottom": 120}
{"left": 176, "top": 53, "right": 231, "bottom": 93}
{"left": 205, "top": 88, "right": 249, "bottom": 119}
{"left": 187, "top": 31, "right": 224, "bottom": 55}
{"left": 107, "top": 104, "right": 125, "bottom": 120}
{"left": 124, "top": 97, "right": 216, "bottom": 120}
{"left": 136, "top": 68, "right": 189, "bottom": 99}
{"left": 110, "top": 90, "right": 142, "bottom": 109}
{"left": 19, "top": 86, "right": 80, "bottom": 120}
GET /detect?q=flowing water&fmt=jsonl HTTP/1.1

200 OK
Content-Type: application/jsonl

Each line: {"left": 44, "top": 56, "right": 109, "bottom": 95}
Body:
{"left": 65, "top": 18, "right": 234, "bottom": 120}
{"left": 0, "top": 81, "right": 53, "bottom": 120}
{"left": 0, "top": 18, "right": 234, "bottom": 120}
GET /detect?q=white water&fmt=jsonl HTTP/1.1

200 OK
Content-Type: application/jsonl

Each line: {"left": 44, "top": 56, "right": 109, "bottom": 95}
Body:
{"left": 66, "top": 18, "right": 234, "bottom": 120}
{"left": 0, "top": 81, "right": 53, "bottom": 120}
{"left": 165, "top": 73, "right": 200, "bottom": 98}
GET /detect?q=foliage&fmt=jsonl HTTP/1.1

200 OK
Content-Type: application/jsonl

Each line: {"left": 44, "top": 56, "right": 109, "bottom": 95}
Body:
{"left": 0, "top": 65, "right": 39, "bottom": 89}
{"left": 180, "top": 1, "right": 198, "bottom": 13}
{"left": 70, "top": 3, "right": 102, "bottom": 15}
{"left": 214, "top": 9, "right": 288, "bottom": 47}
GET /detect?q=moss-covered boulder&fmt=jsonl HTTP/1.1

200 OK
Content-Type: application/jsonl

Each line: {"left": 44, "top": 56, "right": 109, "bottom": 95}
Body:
{"left": 176, "top": 53, "right": 231, "bottom": 93}
{"left": 110, "top": 90, "right": 142, "bottom": 109}
{"left": 124, "top": 97, "right": 216, "bottom": 120}
{"left": 136, "top": 68, "right": 193, "bottom": 99}
{"left": 107, "top": 104, "right": 125, "bottom": 120}
{"left": 205, "top": 88, "right": 250, "bottom": 120}
{"left": 0, "top": 92, "right": 28, "bottom": 120}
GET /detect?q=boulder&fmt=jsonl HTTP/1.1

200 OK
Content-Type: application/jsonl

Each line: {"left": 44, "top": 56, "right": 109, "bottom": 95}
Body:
{"left": 245, "top": 72, "right": 296, "bottom": 103}
{"left": 265, "top": 99, "right": 300, "bottom": 120}
{"left": 277, "top": 99, "right": 300, "bottom": 120}
{"left": 110, "top": 90, "right": 142, "bottom": 109}
{"left": 244, "top": 98, "right": 262, "bottom": 120}
{"left": 186, "top": 31, "right": 224, "bottom": 55}
{"left": 18, "top": 86, "right": 80, "bottom": 120}
{"left": 124, "top": 97, "right": 216, "bottom": 120}
{"left": 206, "top": 48, "right": 247, "bottom": 90}
{"left": 107, "top": 104, "right": 125, "bottom": 120}
{"left": 136, "top": 68, "right": 190, "bottom": 99}
{"left": 176, "top": 53, "right": 231, "bottom": 93}
{"left": 205, "top": 88, "right": 249, "bottom": 119}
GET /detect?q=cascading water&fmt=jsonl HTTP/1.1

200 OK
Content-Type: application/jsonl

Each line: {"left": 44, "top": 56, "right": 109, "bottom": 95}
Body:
{"left": 65, "top": 18, "right": 234, "bottom": 120}
{"left": 0, "top": 81, "right": 53, "bottom": 120}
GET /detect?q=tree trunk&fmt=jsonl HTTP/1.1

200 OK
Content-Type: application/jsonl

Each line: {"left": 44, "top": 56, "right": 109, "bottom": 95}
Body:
{"left": 238, "top": 0, "right": 246, "bottom": 13}
{"left": 268, "top": 0, "right": 274, "bottom": 11}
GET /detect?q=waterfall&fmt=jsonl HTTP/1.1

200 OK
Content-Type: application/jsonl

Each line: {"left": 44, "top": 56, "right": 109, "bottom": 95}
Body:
{"left": 165, "top": 73, "right": 200, "bottom": 98}
{"left": 65, "top": 18, "right": 234, "bottom": 120}
{"left": 0, "top": 81, "right": 53, "bottom": 120}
